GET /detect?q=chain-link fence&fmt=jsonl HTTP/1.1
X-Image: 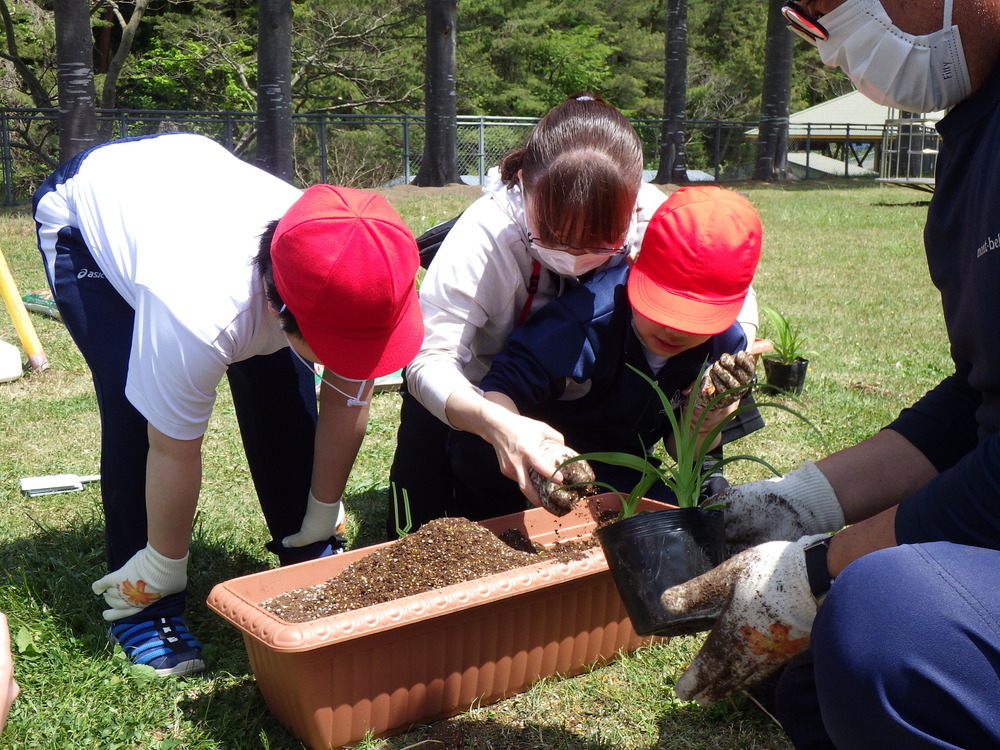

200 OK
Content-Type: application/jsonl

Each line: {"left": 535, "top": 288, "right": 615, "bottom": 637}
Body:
{"left": 0, "top": 108, "right": 890, "bottom": 206}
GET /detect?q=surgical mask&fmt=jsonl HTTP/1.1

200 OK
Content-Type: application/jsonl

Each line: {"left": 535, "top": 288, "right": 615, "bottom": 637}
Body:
{"left": 530, "top": 244, "right": 610, "bottom": 277}
{"left": 288, "top": 346, "right": 370, "bottom": 407}
{"left": 816, "top": 0, "right": 971, "bottom": 114}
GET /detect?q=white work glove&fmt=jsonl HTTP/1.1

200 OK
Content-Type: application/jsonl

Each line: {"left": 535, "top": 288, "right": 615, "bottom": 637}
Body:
{"left": 92, "top": 544, "right": 188, "bottom": 622}
{"left": 718, "top": 461, "right": 845, "bottom": 555}
{"left": 281, "top": 491, "right": 347, "bottom": 548}
{"left": 661, "top": 533, "right": 829, "bottom": 706}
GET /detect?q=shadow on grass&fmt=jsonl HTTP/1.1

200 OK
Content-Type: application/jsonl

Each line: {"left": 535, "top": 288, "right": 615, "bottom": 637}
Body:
{"left": 372, "top": 716, "right": 622, "bottom": 749}
{"left": 0, "top": 508, "right": 313, "bottom": 748}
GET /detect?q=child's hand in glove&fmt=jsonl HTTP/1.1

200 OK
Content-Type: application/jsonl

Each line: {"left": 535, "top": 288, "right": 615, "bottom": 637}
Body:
{"left": 92, "top": 544, "right": 187, "bottom": 621}
{"left": 528, "top": 439, "right": 596, "bottom": 516}
{"left": 695, "top": 351, "right": 757, "bottom": 409}
{"left": 661, "top": 534, "right": 831, "bottom": 705}
{"left": 282, "top": 491, "right": 347, "bottom": 548}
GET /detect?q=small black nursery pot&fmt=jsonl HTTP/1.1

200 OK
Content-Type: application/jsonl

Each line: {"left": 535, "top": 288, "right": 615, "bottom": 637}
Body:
{"left": 596, "top": 506, "right": 725, "bottom": 637}
{"left": 762, "top": 357, "right": 809, "bottom": 395}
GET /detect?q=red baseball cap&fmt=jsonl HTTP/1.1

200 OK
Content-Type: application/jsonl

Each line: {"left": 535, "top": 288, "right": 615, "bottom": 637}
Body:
{"left": 628, "top": 185, "right": 762, "bottom": 335}
{"left": 270, "top": 185, "right": 423, "bottom": 380}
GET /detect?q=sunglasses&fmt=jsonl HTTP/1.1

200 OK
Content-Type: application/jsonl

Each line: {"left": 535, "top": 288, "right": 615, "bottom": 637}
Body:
{"left": 781, "top": 1, "right": 829, "bottom": 44}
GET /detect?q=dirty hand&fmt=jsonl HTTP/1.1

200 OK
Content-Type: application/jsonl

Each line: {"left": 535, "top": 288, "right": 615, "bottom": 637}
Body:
{"left": 661, "top": 534, "right": 829, "bottom": 706}
{"left": 282, "top": 491, "right": 348, "bottom": 548}
{"left": 718, "top": 461, "right": 844, "bottom": 555}
{"left": 92, "top": 544, "right": 187, "bottom": 621}
{"left": 527, "top": 439, "right": 597, "bottom": 516}
{"left": 695, "top": 351, "right": 756, "bottom": 409}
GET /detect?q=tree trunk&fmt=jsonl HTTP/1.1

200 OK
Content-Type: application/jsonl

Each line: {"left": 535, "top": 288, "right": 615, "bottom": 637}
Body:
{"left": 753, "top": 0, "right": 794, "bottom": 181}
{"left": 0, "top": 0, "right": 52, "bottom": 108}
{"left": 54, "top": 0, "right": 98, "bottom": 161}
{"left": 257, "top": 0, "right": 295, "bottom": 183}
{"left": 653, "top": 0, "right": 687, "bottom": 185}
{"left": 99, "top": 0, "right": 152, "bottom": 111}
{"left": 413, "top": 0, "right": 460, "bottom": 187}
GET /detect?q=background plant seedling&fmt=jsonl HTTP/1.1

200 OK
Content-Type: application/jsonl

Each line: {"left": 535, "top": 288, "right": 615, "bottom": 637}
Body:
{"left": 760, "top": 305, "right": 814, "bottom": 364}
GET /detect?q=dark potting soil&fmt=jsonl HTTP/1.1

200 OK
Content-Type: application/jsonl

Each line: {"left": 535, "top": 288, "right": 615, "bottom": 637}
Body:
{"left": 262, "top": 516, "right": 600, "bottom": 623}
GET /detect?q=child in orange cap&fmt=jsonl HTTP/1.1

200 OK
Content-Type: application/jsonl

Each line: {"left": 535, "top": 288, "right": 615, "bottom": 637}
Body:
{"left": 451, "top": 185, "right": 764, "bottom": 513}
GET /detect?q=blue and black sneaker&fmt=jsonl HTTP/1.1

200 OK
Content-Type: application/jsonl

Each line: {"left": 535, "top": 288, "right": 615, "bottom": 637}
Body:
{"left": 110, "top": 615, "right": 205, "bottom": 676}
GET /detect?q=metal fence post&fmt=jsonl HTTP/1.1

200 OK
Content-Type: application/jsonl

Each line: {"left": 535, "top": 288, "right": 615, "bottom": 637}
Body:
{"left": 713, "top": 121, "right": 722, "bottom": 181}
{"left": 1, "top": 112, "right": 12, "bottom": 207}
{"left": 844, "top": 124, "right": 851, "bottom": 177}
{"left": 805, "top": 124, "right": 812, "bottom": 179}
{"left": 403, "top": 114, "right": 411, "bottom": 184}
{"left": 318, "top": 113, "right": 328, "bottom": 184}
{"left": 475, "top": 118, "right": 483, "bottom": 184}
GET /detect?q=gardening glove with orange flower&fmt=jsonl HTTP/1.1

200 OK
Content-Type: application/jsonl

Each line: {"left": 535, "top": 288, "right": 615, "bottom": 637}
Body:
{"left": 92, "top": 544, "right": 187, "bottom": 621}
{"left": 716, "top": 461, "right": 844, "bottom": 555}
{"left": 661, "top": 533, "right": 830, "bottom": 706}
{"left": 282, "top": 491, "right": 348, "bottom": 548}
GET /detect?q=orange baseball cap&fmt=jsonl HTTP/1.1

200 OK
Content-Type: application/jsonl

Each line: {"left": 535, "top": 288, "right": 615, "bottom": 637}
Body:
{"left": 270, "top": 185, "right": 423, "bottom": 380}
{"left": 628, "top": 185, "right": 762, "bottom": 335}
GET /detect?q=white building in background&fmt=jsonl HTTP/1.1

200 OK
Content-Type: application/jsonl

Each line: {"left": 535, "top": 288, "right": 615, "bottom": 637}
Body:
{"left": 749, "top": 90, "right": 945, "bottom": 190}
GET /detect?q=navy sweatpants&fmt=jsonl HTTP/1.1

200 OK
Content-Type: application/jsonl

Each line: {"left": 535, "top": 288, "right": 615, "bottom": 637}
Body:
{"left": 775, "top": 542, "right": 1000, "bottom": 749}
{"left": 42, "top": 225, "right": 325, "bottom": 621}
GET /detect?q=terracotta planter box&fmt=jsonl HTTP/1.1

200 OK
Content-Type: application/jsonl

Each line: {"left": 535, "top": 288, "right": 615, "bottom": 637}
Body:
{"left": 207, "top": 495, "right": 670, "bottom": 749}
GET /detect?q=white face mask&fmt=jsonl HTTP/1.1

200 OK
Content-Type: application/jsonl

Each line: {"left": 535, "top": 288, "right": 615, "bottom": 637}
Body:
{"left": 530, "top": 244, "right": 610, "bottom": 277}
{"left": 816, "top": 0, "right": 971, "bottom": 114}
{"left": 288, "top": 345, "right": 370, "bottom": 407}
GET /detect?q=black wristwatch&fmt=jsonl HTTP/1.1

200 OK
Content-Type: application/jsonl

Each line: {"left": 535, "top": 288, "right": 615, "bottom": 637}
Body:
{"left": 804, "top": 537, "right": 833, "bottom": 597}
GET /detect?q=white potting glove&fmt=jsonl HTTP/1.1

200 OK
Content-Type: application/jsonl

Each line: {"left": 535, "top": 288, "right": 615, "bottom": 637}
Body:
{"left": 92, "top": 544, "right": 188, "bottom": 622}
{"left": 717, "top": 461, "right": 845, "bottom": 555}
{"left": 661, "top": 533, "right": 829, "bottom": 706}
{"left": 282, "top": 491, "right": 347, "bottom": 548}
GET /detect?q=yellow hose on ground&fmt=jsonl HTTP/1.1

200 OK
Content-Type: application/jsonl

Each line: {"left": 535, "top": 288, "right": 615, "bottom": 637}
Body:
{"left": 0, "top": 248, "right": 49, "bottom": 373}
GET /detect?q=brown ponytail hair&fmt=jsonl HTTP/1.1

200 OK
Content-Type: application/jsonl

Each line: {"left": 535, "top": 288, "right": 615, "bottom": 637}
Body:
{"left": 499, "top": 92, "right": 643, "bottom": 249}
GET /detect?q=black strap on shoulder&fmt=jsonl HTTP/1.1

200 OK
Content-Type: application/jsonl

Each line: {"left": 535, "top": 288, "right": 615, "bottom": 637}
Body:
{"left": 415, "top": 212, "right": 464, "bottom": 269}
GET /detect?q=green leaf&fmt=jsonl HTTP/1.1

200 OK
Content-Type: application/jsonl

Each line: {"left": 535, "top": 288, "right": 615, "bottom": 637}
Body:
{"left": 15, "top": 626, "right": 39, "bottom": 656}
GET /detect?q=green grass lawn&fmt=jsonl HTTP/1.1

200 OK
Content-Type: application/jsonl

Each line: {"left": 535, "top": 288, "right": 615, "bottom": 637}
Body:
{"left": 0, "top": 178, "right": 946, "bottom": 749}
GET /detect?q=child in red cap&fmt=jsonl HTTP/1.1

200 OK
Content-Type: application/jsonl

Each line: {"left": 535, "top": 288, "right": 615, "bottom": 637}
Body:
{"left": 33, "top": 133, "right": 422, "bottom": 676}
{"left": 455, "top": 185, "right": 764, "bottom": 510}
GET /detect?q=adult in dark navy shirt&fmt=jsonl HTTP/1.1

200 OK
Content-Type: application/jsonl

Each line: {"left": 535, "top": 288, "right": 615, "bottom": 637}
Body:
{"left": 662, "top": 2, "right": 1000, "bottom": 748}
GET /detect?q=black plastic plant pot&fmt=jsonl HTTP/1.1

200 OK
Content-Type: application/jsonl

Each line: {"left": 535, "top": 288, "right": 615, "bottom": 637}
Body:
{"left": 596, "top": 507, "right": 725, "bottom": 637}
{"left": 762, "top": 357, "right": 809, "bottom": 395}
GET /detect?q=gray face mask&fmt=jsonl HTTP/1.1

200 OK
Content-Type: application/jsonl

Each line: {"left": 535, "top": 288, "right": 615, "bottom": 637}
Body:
{"left": 816, "top": 0, "right": 971, "bottom": 113}
{"left": 288, "top": 346, "right": 370, "bottom": 407}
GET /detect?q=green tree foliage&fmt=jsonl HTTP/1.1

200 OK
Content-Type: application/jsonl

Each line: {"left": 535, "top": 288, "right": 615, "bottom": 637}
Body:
{"left": 0, "top": 0, "right": 853, "bottom": 133}
{"left": 458, "top": 0, "right": 663, "bottom": 118}
{"left": 686, "top": 0, "right": 849, "bottom": 121}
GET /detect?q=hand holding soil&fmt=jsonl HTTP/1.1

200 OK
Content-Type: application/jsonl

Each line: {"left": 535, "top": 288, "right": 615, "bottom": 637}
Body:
{"left": 528, "top": 439, "right": 597, "bottom": 516}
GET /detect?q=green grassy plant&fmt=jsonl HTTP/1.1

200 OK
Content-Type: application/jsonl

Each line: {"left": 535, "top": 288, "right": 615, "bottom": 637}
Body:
{"left": 0, "top": 180, "right": 946, "bottom": 749}
{"left": 567, "top": 366, "right": 818, "bottom": 517}
{"left": 760, "top": 305, "right": 813, "bottom": 364}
